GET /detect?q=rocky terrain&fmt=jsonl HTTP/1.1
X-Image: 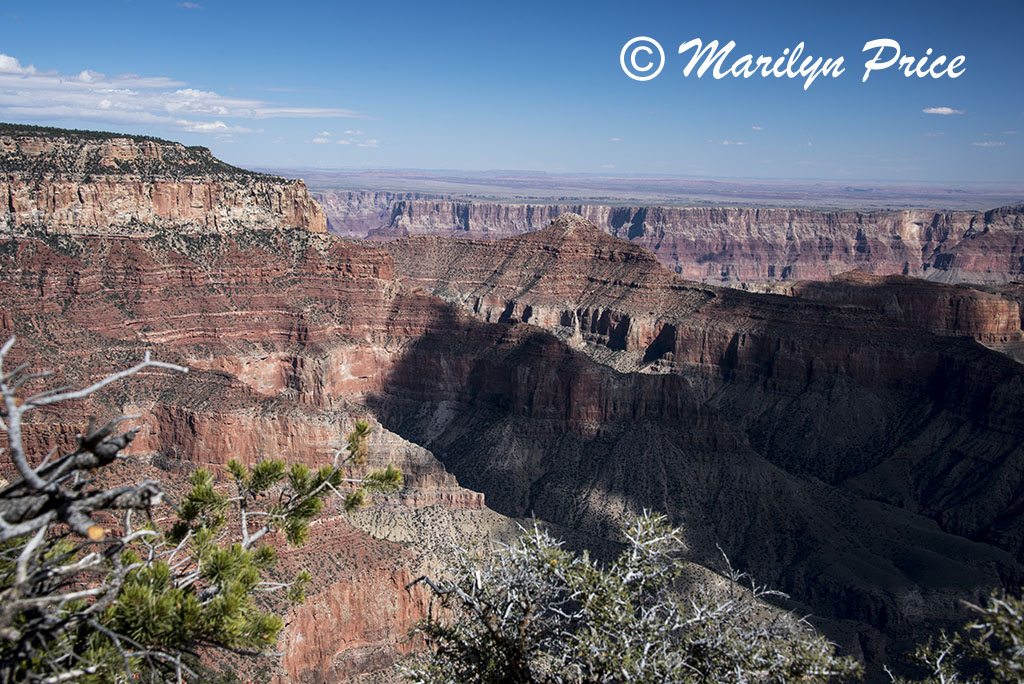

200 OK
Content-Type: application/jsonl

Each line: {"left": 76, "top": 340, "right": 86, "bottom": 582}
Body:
{"left": 4, "top": 125, "right": 1024, "bottom": 681}
{"left": 316, "top": 190, "right": 1024, "bottom": 285}
{"left": 312, "top": 190, "right": 420, "bottom": 238}
{"left": 0, "top": 226, "right": 517, "bottom": 683}
{"left": 0, "top": 123, "right": 327, "bottom": 235}
{"left": 382, "top": 215, "right": 1024, "bottom": 662}
{"left": 784, "top": 272, "right": 1024, "bottom": 356}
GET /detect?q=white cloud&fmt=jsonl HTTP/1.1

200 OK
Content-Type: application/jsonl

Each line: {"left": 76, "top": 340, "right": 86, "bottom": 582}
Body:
{"left": 923, "top": 107, "right": 965, "bottom": 115}
{"left": 751, "top": 125, "right": 763, "bottom": 131}
{"left": 609, "top": 137, "right": 622, "bottom": 142}
{"left": 972, "top": 141, "right": 1006, "bottom": 147}
{"left": 76, "top": 69, "right": 104, "bottom": 83}
{"left": 357, "top": 138, "right": 380, "bottom": 148}
{"left": 306, "top": 137, "right": 332, "bottom": 144}
{"left": 0, "top": 50, "right": 363, "bottom": 135}
{"left": 317, "top": 130, "right": 331, "bottom": 137}
{"left": 255, "top": 106, "right": 359, "bottom": 118}
{"left": 720, "top": 140, "right": 746, "bottom": 146}
{"left": 178, "top": 2, "right": 202, "bottom": 8}
{"left": 1003, "top": 130, "right": 1017, "bottom": 135}
{"left": 923, "top": 132, "right": 945, "bottom": 137}
{"left": 343, "top": 129, "right": 362, "bottom": 135}
{"left": 179, "top": 120, "right": 257, "bottom": 134}
{"left": 601, "top": 163, "right": 615, "bottom": 169}
{"left": 336, "top": 139, "right": 350, "bottom": 145}
{"left": 0, "top": 54, "right": 36, "bottom": 74}
{"left": 805, "top": 141, "right": 813, "bottom": 147}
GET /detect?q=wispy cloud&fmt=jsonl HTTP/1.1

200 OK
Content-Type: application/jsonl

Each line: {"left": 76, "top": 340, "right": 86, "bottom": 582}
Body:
{"left": 751, "top": 125, "right": 763, "bottom": 131}
{"left": 308, "top": 132, "right": 379, "bottom": 147}
{"left": 719, "top": 140, "right": 746, "bottom": 146}
{"left": 609, "top": 137, "right": 622, "bottom": 142}
{"left": 922, "top": 107, "right": 965, "bottom": 115}
{"left": 0, "top": 51, "right": 363, "bottom": 135}
{"left": 177, "top": 2, "right": 201, "bottom": 8}
{"left": 1003, "top": 130, "right": 1018, "bottom": 135}
{"left": 972, "top": 141, "right": 1006, "bottom": 147}
{"left": 182, "top": 120, "right": 256, "bottom": 134}
{"left": 923, "top": 132, "right": 945, "bottom": 137}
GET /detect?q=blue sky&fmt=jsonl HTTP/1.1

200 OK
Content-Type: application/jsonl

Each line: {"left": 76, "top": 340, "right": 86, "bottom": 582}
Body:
{"left": 0, "top": 0, "right": 1021, "bottom": 183}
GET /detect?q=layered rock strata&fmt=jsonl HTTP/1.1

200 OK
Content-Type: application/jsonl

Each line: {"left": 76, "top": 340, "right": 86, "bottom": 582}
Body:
{"left": 313, "top": 191, "right": 421, "bottom": 238}
{"left": 6, "top": 124, "right": 1024, "bottom": 677}
{"left": 0, "top": 230, "right": 487, "bottom": 682}
{"left": 317, "top": 189, "right": 1024, "bottom": 285}
{"left": 380, "top": 214, "right": 1024, "bottom": 665}
{"left": 0, "top": 123, "right": 326, "bottom": 234}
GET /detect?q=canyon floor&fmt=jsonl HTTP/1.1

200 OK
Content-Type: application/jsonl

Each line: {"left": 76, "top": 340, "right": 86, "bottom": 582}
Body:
{"left": 3, "top": 123, "right": 1024, "bottom": 682}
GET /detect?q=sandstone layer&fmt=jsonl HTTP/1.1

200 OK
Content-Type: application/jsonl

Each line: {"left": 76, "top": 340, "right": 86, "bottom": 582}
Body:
{"left": 316, "top": 190, "right": 1024, "bottom": 285}
{"left": 0, "top": 123, "right": 326, "bottom": 235}
{"left": 734, "top": 272, "right": 1024, "bottom": 362}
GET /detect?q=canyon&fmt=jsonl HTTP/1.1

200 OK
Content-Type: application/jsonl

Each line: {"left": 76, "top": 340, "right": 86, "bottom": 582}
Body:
{"left": 3, "top": 124, "right": 1024, "bottom": 681}
{"left": 315, "top": 190, "right": 1024, "bottom": 285}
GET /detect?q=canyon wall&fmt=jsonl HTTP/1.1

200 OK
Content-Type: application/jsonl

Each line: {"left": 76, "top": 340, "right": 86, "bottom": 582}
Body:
{"left": 0, "top": 123, "right": 327, "bottom": 235}
{"left": 313, "top": 190, "right": 421, "bottom": 238}
{"left": 316, "top": 190, "right": 1024, "bottom": 285}
{"left": 0, "top": 229, "right": 493, "bottom": 683}
{"left": 5, "top": 210, "right": 1024, "bottom": 675}
{"left": 380, "top": 215, "right": 1024, "bottom": 664}
{"left": 6, "top": 123, "right": 1024, "bottom": 678}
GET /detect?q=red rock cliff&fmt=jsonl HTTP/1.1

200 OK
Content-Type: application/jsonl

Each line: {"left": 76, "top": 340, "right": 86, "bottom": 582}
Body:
{"left": 378, "top": 216, "right": 1024, "bottom": 639}
{"left": 0, "top": 123, "right": 327, "bottom": 235}
{"left": 317, "top": 190, "right": 1024, "bottom": 285}
{"left": 0, "top": 228, "right": 495, "bottom": 683}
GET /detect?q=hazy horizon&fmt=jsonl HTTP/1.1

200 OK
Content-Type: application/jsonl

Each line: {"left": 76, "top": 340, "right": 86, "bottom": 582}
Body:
{"left": 269, "top": 166, "right": 1024, "bottom": 212}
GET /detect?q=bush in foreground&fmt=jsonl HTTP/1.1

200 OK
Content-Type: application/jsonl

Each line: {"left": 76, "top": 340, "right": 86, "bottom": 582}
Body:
{"left": 405, "top": 512, "right": 861, "bottom": 684}
{"left": 886, "top": 591, "right": 1024, "bottom": 684}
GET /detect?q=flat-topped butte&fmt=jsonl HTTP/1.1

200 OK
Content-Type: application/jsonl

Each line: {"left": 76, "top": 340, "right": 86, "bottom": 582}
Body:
{"left": 0, "top": 121, "right": 275, "bottom": 181}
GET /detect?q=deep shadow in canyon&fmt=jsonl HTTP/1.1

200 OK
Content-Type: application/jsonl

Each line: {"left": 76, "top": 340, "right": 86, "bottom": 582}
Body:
{"left": 366, "top": 295, "right": 1024, "bottom": 666}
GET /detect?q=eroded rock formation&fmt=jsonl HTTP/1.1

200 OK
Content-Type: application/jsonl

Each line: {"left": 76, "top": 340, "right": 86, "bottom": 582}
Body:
{"left": 6, "top": 124, "right": 1024, "bottom": 679}
{"left": 0, "top": 123, "right": 326, "bottom": 235}
{"left": 0, "top": 228, "right": 489, "bottom": 682}
{"left": 380, "top": 214, "right": 1024, "bottom": 664}
{"left": 5, "top": 209, "right": 1024, "bottom": 674}
{"left": 317, "top": 190, "right": 1024, "bottom": 285}
{"left": 313, "top": 191, "right": 420, "bottom": 238}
